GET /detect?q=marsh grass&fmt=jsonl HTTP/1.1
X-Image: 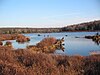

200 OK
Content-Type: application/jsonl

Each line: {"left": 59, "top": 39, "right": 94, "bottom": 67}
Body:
{"left": 0, "top": 46, "right": 100, "bottom": 75}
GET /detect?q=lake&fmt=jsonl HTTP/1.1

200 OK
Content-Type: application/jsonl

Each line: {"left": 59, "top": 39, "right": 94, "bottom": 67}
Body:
{"left": 3, "top": 32, "right": 100, "bottom": 56}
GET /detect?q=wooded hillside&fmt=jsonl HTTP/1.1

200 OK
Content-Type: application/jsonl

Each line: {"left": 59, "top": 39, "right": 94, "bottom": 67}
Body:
{"left": 62, "top": 20, "right": 100, "bottom": 31}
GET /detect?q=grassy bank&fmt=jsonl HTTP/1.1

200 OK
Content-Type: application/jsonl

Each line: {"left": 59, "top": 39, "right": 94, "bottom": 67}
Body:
{"left": 0, "top": 46, "right": 100, "bottom": 75}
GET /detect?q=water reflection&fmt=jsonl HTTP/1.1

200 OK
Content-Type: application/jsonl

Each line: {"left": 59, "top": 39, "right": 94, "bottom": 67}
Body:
{"left": 93, "top": 39, "right": 100, "bottom": 45}
{"left": 55, "top": 37, "right": 65, "bottom": 52}
{"left": 2, "top": 32, "right": 100, "bottom": 56}
{"left": 85, "top": 32, "right": 100, "bottom": 45}
{"left": 93, "top": 34, "right": 100, "bottom": 45}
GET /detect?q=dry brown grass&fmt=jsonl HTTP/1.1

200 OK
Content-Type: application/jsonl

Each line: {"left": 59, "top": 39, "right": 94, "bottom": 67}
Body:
{"left": 0, "top": 46, "right": 100, "bottom": 75}
{"left": 0, "top": 34, "right": 30, "bottom": 43}
{"left": 0, "top": 34, "right": 17, "bottom": 41}
{"left": 36, "top": 37, "right": 57, "bottom": 47}
{"left": 27, "top": 37, "right": 64, "bottom": 53}
{"left": 16, "top": 34, "right": 30, "bottom": 43}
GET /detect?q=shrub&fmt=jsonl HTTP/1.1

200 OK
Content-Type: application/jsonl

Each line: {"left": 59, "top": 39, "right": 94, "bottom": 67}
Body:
{"left": 4, "top": 41, "right": 13, "bottom": 48}
{"left": 16, "top": 34, "right": 30, "bottom": 43}
{"left": 36, "top": 37, "right": 57, "bottom": 47}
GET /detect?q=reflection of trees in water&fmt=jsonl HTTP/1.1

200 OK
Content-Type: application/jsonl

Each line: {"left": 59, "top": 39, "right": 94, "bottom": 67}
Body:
{"left": 93, "top": 39, "right": 100, "bottom": 45}
{"left": 85, "top": 32, "right": 100, "bottom": 45}
{"left": 56, "top": 44, "right": 65, "bottom": 52}
{"left": 56, "top": 37, "right": 65, "bottom": 52}
{"left": 92, "top": 33, "right": 100, "bottom": 45}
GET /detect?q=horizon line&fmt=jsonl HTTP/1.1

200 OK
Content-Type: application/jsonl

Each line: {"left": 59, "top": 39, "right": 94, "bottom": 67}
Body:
{"left": 0, "top": 19, "right": 100, "bottom": 28}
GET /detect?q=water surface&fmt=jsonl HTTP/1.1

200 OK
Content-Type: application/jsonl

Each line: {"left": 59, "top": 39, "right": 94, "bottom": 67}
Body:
{"left": 3, "top": 32, "right": 100, "bottom": 56}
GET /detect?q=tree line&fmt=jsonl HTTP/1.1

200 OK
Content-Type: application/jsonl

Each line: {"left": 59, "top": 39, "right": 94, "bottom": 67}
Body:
{"left": 0, "top": 20, "right": 100, "bottom": 34}
{"left": 62, "top": 20, "right": 100, "bottom": 31}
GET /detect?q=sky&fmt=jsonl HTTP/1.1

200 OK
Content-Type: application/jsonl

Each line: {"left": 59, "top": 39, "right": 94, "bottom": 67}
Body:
{"left": 0, "top": 0, "right": 100, "bottom": 28}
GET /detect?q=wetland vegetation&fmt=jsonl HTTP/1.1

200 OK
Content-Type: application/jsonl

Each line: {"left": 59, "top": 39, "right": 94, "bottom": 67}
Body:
{"left": 0, "top": 20, "right": 100, "bottom": 75}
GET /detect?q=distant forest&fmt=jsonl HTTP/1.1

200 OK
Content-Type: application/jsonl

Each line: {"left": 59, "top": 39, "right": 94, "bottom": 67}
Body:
{"left": 0, "top": 20, "right": 100, "bottom": 34}
{"left": 62, "top": 20, "right": 100, "bottom": 31}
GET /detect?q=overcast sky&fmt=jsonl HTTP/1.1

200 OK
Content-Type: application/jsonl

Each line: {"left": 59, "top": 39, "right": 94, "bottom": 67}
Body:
{"left": 0, "top": 0, "right": 100, "bottom": 28}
